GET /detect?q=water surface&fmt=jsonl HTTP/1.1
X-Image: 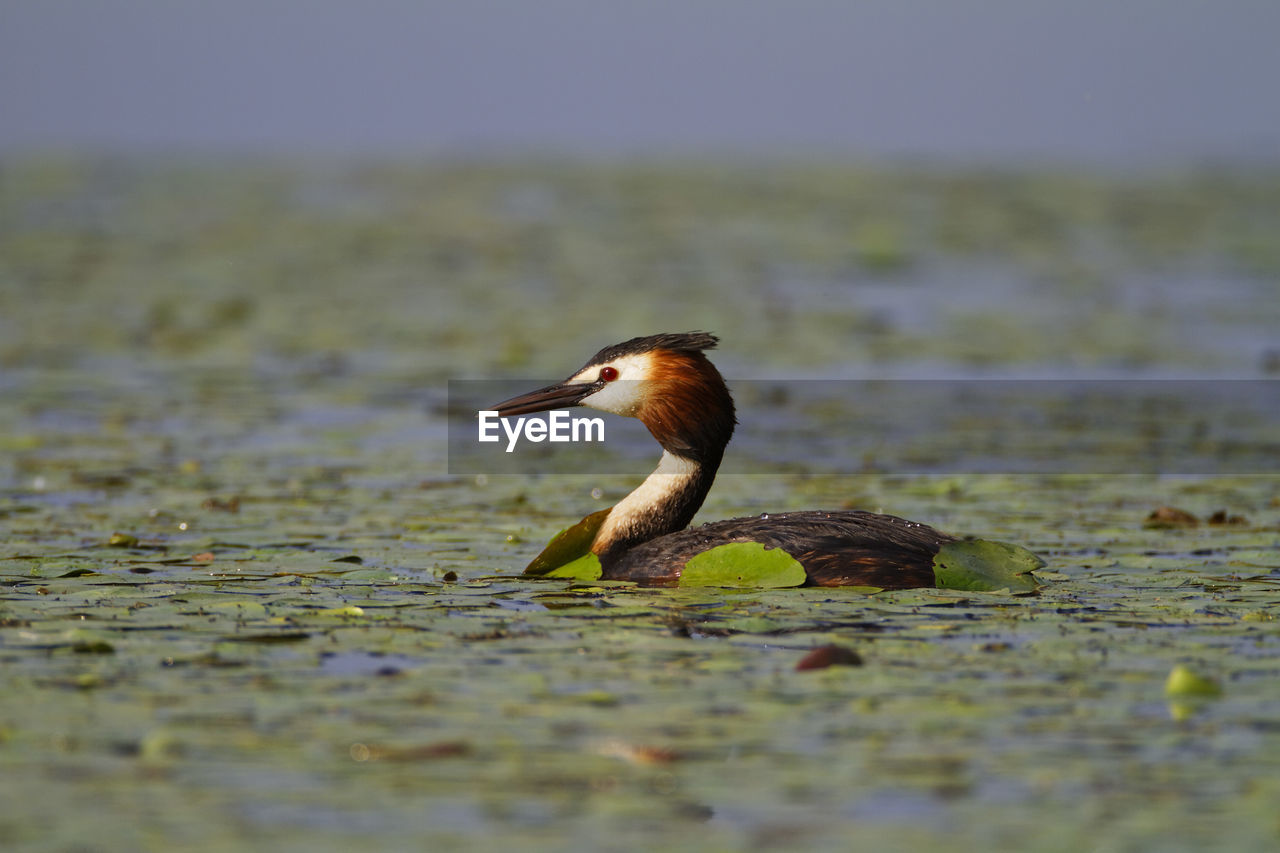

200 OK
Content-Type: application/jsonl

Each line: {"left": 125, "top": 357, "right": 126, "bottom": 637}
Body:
{"left": 1, "top": 159, "right": 1278, "bottom": 850}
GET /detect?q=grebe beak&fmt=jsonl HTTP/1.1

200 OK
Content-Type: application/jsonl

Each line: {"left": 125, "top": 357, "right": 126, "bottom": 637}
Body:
{"left": 491, "top": 379, "right": 604, "bottom": 417}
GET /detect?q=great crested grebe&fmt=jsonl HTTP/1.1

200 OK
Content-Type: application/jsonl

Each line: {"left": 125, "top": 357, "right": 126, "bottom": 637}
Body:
{"left": 492, "top": 332, "right": 1042, "bottom": 589}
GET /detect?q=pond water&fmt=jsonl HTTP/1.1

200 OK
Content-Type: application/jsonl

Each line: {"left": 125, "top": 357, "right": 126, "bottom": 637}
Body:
{"left": 1, "top": 159, "right": 1278, "bottom": 850}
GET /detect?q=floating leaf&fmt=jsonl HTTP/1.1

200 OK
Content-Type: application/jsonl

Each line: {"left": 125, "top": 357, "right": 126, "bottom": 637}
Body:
{"left": 57, "top": 568, "right": 100, "bottom": 578}
{"left": 1165, "top": 664, "right": 1222, "bottom": 698}
{"left": 191, "top": 601, "right": 271, "bottom": 618}
{"left": 679, "top": 541, "right": 807, "bottom": 589}
{"left": 523, "top": 509, "right": 610, "bottom": 576}
{"left": 544, "top": 553, "right": 602, "bottom": 581}
{"left": 71, "top": 640, "right": 115, "bottom": 654}
{"left": 717, "top": 615, "right": 789, "bottom": 633}
{"left": 333, "top": 569, "right": 397, "bottom": 582}
{"left": 313, "top": 605, "right": 366, "bottom": 618}
{"left": 224, "top": 632, "right": 310, "bottom": 644}
{"left": 932, "top": 539, "right": 1043, "bottom": 592}
{"left": 137, "top": 730, "right": 184, "bottom": 763}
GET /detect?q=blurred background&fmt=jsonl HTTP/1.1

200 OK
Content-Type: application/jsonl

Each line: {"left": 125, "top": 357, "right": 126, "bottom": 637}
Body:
{"left": 5, "top": 1, "right": 1280, "bottom": 162}
{"left": 2, "top": 1, "right": 1279, "bottom": 469}
{"left": 3, "top": 1, "right": 1279, "bottom": 379}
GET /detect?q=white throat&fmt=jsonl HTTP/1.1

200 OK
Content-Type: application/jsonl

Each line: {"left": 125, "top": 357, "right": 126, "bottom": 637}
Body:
{"left": 591, "top": 450, "right": 701, "bottom": 552}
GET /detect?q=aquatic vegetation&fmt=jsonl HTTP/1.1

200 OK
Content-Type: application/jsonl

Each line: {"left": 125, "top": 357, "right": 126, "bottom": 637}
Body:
{"left": 1, "top": 159, "right": 1278, "bottom": 850}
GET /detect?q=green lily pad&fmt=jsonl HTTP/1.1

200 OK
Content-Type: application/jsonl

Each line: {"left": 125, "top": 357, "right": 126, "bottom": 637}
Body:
{"left": 523, "top": 509, "right": 610, "bottom": 576}
{"left": 1165, "top": 664, "right": 1222, "bottom": 698}
{"left": 544, "top": 553, "right": 603, "bottom": 581}
{"left": 679, "top": 541, "right": 808, "bottom": 589}
{"left": 313, "top": 605, "right": 367, "bottom": 618}
{"left": 932, "top": 538, "right": 1043, "bottom": 592}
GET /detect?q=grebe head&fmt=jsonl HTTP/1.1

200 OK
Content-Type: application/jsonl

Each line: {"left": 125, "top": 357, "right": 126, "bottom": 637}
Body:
{"left": 493, "top": 331, "right": 736, "bottom": 464}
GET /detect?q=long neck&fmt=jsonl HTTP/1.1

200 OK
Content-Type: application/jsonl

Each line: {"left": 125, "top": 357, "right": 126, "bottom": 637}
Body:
{"left": 589, "top": 349, "right": 736, "bottom": 569}
{"left": 591, "top": 449, "right": 721, "bottom": 568}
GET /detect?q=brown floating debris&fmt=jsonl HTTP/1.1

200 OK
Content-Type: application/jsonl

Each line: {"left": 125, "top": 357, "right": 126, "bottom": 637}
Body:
{"left": 1144, "top": 506, "right": 1199, "bottom": 529}
{"left": 795, "top": 643, "right": 864, "bottom": 671}
{"left": 1207, "top": 509, "right": 1248, "bottom": 526}
{"left": 201, "top": 496, "right": 240, "bottom": 513}
{"left": 349, "top": 741, "right": 471, "bottom": 762}
{"left": 593, "top": 739, "right": 683, "bottom": 765}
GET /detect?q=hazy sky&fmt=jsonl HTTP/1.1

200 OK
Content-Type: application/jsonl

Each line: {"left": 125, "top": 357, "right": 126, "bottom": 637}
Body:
{"left": 3, "top": 1, "right": 1277, "bottom": 164}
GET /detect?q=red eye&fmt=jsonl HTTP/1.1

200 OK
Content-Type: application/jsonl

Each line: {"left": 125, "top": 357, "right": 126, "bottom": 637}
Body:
{"left": 599, "top": 366, "right": 619, "bottom": 382}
